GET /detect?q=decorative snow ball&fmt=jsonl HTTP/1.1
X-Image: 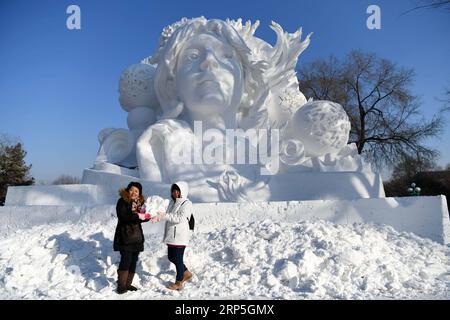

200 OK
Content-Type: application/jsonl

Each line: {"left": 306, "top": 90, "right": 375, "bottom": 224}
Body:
{"left": 127, "top": 106, "right": 156, "bottom": 131}
{"left": 284, "top": 100, "right": 351, "bottom": 157}
{"left": 119, "top": 63, "right": 159, "bottom": 112}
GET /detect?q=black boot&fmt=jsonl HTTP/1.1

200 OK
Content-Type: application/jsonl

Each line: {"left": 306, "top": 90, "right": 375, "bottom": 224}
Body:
{"left": 117, "top": 270, "right": 129, "bottom": 294}
{"left": 126, "top": 272, "right": 138, "bottom": 291}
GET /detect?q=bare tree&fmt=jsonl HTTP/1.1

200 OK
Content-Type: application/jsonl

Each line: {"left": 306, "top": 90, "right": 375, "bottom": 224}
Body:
{"left": 443, "top": 87, "right": 450, "bottom": 106}
{"left": 392, "top": 154, "right": 437, "bottom": 181}
{"left": 408, "top": 0, "right": 450, "bottom": 11}
{"left": 52, "top": 175, "right": 81, "bottom": 185}
{"left": 298, "top": 51, "right": 447, "bottom": 170}
{"left": 401, "top": 0, "right": 450, "bottom": 16}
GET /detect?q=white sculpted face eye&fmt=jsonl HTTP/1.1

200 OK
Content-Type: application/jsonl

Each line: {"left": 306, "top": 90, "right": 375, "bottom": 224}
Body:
{"left": 184, "top": 48, "right": 200, "bottom": 62}
{"left": 223, "top": 50, "right": 234, "bottom": 60}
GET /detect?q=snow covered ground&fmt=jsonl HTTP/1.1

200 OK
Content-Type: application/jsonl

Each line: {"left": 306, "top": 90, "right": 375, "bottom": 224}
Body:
{"left": 0, "top": 215, "right": 449, "bottom": 299}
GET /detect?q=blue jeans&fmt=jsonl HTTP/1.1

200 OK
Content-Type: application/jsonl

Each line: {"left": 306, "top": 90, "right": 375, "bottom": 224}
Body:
{"left": 119, "top": 251, "right": 139, "bottom": 273}
{"left": 167, "top": 246, "right": 188, "bottom": 282}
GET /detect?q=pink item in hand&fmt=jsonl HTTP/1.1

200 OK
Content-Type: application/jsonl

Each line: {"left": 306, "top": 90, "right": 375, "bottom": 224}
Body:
{"left": 138, "top": 213, "right": 147, "bottom": 220}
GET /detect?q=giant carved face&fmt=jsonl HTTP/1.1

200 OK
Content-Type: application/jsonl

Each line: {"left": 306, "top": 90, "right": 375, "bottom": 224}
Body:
{"left": 175, "top": 33, "right": 244, "bottom": 117}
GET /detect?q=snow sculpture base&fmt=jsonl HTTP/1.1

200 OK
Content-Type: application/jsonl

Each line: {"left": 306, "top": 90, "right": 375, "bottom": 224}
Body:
{"left": 5, "top": 167, "right": 385, "bottom": 206}
{"left": 76, "top": 168, "right": 385, "bottom": 204}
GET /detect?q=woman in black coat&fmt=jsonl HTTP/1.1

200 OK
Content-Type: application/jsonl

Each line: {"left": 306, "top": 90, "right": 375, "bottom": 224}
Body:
{"left": 113, "top": 182, "right": 150, "bottom": 294}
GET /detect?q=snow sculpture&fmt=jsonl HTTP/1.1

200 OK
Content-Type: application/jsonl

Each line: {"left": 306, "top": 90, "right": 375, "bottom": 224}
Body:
{"left": 84, "top": 17, "right": 381, "bottom": 202}
{"left": 144, "top": 195, "right": 170, "bottom": 216}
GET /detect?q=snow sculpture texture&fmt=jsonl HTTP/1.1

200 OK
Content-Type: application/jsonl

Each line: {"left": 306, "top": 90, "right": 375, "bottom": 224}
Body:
{"left": 284, "top": 100, "right": 351, "bottom": 157}
{"left": 89, "top": 17, "right": 373, "bottom": 201}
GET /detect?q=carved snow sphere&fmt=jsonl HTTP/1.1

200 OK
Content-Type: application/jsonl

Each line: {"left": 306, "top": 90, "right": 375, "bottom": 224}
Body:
{"left": 285, "top": 100, "right": 351, "bottom": 157}
{"left": 119, "top": 63, "right": 158, "bottom": 112}
{"left": 127, "top": 106, "right": 156, "bottom": 130}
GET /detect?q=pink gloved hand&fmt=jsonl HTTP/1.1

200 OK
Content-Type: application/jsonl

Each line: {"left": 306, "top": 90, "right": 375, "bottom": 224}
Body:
{"left": 138, "top": 213, "right": 148, "bottom": 220}
{"left": 157, "top": 211, "right": 166, "bottom": 220}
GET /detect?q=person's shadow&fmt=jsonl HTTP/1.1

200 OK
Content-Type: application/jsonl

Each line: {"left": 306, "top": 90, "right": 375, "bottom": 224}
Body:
{"left": 48, "top": 231, "right": 117, "bottom": 291}
{"left": 154, "top": 254, "right": 177, "bottom": 288}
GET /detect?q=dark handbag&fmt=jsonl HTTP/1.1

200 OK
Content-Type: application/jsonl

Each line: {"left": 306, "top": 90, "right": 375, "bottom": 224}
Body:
{"left": 188, "top": 213, "right": 195, "bottom": 231}
{"left": 120, "top": 223, "right": 143, "bottom": 244}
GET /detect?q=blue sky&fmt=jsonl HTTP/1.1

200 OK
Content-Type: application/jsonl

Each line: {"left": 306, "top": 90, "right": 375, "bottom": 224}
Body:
{"left": 0, "top": 0, "right": 449, "bottom": 182}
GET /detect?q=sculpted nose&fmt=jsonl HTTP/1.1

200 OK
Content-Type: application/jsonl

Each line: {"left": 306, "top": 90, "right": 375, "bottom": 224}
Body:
{"left": 199, "top": 51, "right": 219, "bottom": 71}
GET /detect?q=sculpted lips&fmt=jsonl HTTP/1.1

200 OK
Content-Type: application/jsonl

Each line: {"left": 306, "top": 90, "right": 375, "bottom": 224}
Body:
{"left": 197, "top": 71, "right": 220, "bottom": 81}
{"left": 200, "top": 79, "right": 218, "bottom": 85}
{"left": 197, "top": 74, "right": 222, "bottom": 92}
{"left": 198, "top": 74, "right": 220, "bottom": 85}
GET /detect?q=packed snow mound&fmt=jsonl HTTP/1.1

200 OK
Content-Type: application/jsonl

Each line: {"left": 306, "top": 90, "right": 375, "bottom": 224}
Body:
{"left": 0, "top": 218, "right": 449, "bottom": 299}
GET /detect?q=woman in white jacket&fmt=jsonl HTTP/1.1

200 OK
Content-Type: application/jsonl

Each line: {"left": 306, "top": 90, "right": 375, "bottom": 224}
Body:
{"left": 156, "top": 180, "right": 193, "bottom": 290}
